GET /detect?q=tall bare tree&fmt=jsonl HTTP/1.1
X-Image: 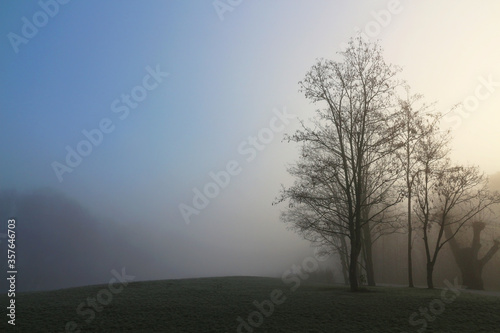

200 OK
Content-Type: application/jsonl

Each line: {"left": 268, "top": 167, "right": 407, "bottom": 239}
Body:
{"left": 276, "top": 132, "right": 352, "bottom": 285}
{"left": 276, "top": 37, "right": 403, "bottom": 291}
{"left": 393, "top": 90, "right": 438, "bottom": 288}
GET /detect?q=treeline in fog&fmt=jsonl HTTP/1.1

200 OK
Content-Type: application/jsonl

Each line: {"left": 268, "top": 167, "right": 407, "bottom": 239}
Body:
{"left": 274, "top": 37, "right": 500, "bottom": 292}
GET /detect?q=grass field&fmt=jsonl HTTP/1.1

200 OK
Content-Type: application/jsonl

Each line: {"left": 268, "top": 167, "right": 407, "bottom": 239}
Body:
{"left": 2, "top": 276, "right": 500, "bottom": 332}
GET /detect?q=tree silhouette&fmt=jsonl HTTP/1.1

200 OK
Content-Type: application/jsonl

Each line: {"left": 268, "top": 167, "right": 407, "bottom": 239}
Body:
{"left": 276, "top": 37, "right": 403, "bottom": 291}
{"left": 446, "top": 221, "right": 500, "bottom": 290}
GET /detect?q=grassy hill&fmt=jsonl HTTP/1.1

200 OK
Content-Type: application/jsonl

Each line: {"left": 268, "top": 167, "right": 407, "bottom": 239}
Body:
{"left": 2, "top": 276, "right": 499, "bottom": 332}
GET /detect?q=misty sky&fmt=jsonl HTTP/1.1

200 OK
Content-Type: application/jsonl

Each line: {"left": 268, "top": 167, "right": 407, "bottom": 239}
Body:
{"left": 1, "top": 1, "right": 500, "bottom": 282}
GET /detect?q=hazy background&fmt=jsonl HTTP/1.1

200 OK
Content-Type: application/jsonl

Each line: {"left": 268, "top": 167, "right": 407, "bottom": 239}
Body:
{"left": 1, "top": 0, "right": 499, "bottom": 291}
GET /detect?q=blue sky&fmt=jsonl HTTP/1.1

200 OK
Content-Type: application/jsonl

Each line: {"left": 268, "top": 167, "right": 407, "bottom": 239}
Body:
{"left": 1, "top": 0, "right": 499, "bottom": 280}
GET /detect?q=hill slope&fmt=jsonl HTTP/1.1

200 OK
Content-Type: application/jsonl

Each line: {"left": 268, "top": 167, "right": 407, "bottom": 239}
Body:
{"left": 2, "top": 276, "right": 499, "bottom": 332}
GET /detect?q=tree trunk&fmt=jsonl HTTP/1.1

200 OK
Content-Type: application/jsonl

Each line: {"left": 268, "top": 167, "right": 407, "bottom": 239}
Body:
{"left": 426, "top": 261, "right": 434, "bottom": 289}
{"left": 362, "top": 221, "right": 376, "bottom": 286}
{"left": 357, "top": 259, "right": 365, "bottom": 286}
{"left": 460, "top": 257, "right": 484, "bottom": 290}
{"left": 340, "top": 256, "right": 349, "bottom": 285}
{"left": 349, "top": 233, "right": 361, "bottom": 291}
{"left": 406, "top": 133, "right": 414, "bottom": 288}
{"left": 407, "top": 190, "right": 414, "bottom": 287}
{"left": 339, "top": 236, "right": 349, "bottom": 285}
{"left": 446, "top": 223, "right": 499, "bottom": 290}
{"left": 349, "top": 251, "right": 359, "bottom": 291}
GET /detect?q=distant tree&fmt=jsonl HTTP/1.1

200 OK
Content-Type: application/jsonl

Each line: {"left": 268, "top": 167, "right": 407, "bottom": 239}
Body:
{"left": 0, "top": 188, "right": 151, "bottom": 292}
{"left": 393, "top": 89, "right": 439, "bottom": 288}
{"left": 0, "top": 188, "right": 102, "bottom": 291}
{"left": 277, "top": 142, "right": 351, "bottom": 285}
{"left": 445, "top": 221, "right": 500, "bottom": 290}
{"left": 414, "top": 161, "right": 500, "bottom": 288}
{"left": 276, "top": 37, "right": 403, "bottom": 292}
{"left": 307, "top": 267, "right": 336, "bottom": 284}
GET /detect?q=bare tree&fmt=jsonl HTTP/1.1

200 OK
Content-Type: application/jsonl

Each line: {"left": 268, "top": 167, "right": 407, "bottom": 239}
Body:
{"left": 276, "top": 135, "right": 352, "bottom": 285}
{"left": 415, "top": 159, "right": 500, "bottom": 288}
{"left": 393, "top": 90, "right": 438, "bottom": 288}
{"left": 445, "top": 220, "right": 500, "bottom": 290}
{"left": 276, "top": 37, "right": 403, "bottom": 291}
